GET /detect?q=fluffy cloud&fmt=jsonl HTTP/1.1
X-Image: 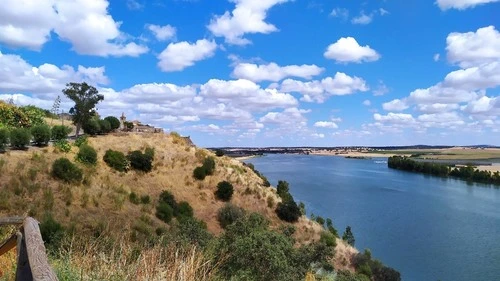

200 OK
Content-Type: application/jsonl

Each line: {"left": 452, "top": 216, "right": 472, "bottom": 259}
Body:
{"left": 147, "top": 24, "right": 176, "bottom": 41}
{"left": 374, "top": 113, "right": 415, "bottom": 124}
{"left": 363, "top": 100, "right": 371, "bottom": 106}
{"left": 157, "top": 39, "right": 217, "bottom": 72}
{"left": 382, "top": 99, "right": 409, "bottom": 111}
{"left": 200, "top": 79, "right": 297, "bottom": 110}
{"left": 207, "top": 0, "right": 290, "bottom": 45}
{"left": 0, "top": 51, "right": 109, "bottom": 99}
{"left": 232, "top": 62, "right": 324, "bottom": 82}
{"left": 281, "top": 72, "right": 369, "bottom": 103}
{"left": 443, "top": 62, "right": 500, "bottom": 90}
{"left": 324, "top": 37, "right": 380, "bottom": 63}
{"left": 351, "top": 11, "right": 373, "bottom": 25}
{"left": 259, "top": 108, "right": 309, "bottom": 127}
{"left": 314, "top": 121, "right": 338, "bottom": 129}
{"left": 436, "top": 0, "right": 500, "bottom": 10}
{"left": 446, "top": 26, "right": 500, "bottom": 68}
{"left": 416, "top": 103, "right": 459, "bottom": 113}
{"left": 0, "top": 0, "right": 148, "bottom": 57}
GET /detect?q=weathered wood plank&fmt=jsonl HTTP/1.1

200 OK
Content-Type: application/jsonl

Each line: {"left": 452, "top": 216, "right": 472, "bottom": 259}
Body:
{"left": 15, "top": 232, "right": 33, "bottom": 281}
{"left": 0, "top": 217, "right": 24, "bottom": 226}
{"left": 0, "top": 233, "right": 17, "bottom": 256}
{"left": 23, "top": 217, "right": 58, "bottom": 281}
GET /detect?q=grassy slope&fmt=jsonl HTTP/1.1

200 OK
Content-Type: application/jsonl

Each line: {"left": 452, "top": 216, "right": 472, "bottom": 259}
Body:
{"left": 0, "top": 132, "right": 357, "bottom": 274}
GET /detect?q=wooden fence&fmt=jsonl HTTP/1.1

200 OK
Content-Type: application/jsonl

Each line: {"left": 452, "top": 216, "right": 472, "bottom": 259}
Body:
{"left": 0, "top": 217, "right": 58, "bottom": 281}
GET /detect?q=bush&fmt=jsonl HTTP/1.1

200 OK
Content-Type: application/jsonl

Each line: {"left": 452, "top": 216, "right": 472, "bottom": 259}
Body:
{"left": 74, "top": 135, "right": 88, "bottom": 147}
{"left": 51, "top": 125, "right": 71, "bottom": 141}
{"left": 10, "top": 128, "right": 31, "bottom": 149}
{"left": 140, "top": 195, "right": 151, "bottom": 204}
{"left": 215, "top": 149, "right": 224, "bottom": 157}
{"left": 31, "top": 125, "right": 51, "bottom": 146}
{"left": 276, "top": 199, "right": 301, "bottom": 223}
{"left": 320, "top": 231, "right": 337, "bottom": 247}
{"left": 98, "top": 119, "right": 111, "bottom": 134}
{"left": 215, "top": 181, "right": 234, "bottom": 201}
{"left": 54, "top": 140, "right": 71, "bottom": 153}
{"left": 217, "top": 203, "right": 245, "bottom": 229}
{"left": 159, "top": 190, "right": 177, "bottom": 209}
{"left": 76, "top": 144, "right": 97, "bottom": 165}
{"left": 155, "top": 202, "right": 173, "bottom": 223}
{"left": 175, "top": 201, "right": 193, "bottom": 218}
{"left": 0, "top": 128, "right": 9, "bottom": 150}
{"left": 82, "top": 119, "right": 100, "bottom": 136}
{"left": 193, "top": 166, "right": 206, "bottom": 180}
{"left": 129, "top": 192, "right": 140, "bottom": 204}
{"left": 103, "top": 149, "right": 128, "bottom": 172}
{"left": 52, "top": 158, "right": 83, "bottom": 183}
{"left": 202, "top": 157, "right": 216, "bottom": 175}
{"left": 104, "top": 116, "right": 120, "bottom": 130}
{"left": 277, "top": 180, "right": 290, "bottom": 199}
{"left": 39, "top": 214, "right": 64, "bottom": 249}
{"left": 128, "top": 150, "right": 153, "bottom": 172}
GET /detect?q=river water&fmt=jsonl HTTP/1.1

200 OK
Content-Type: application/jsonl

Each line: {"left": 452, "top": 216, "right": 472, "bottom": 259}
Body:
{"left": 245, "top": 154, "right": 500, "bottom": 281}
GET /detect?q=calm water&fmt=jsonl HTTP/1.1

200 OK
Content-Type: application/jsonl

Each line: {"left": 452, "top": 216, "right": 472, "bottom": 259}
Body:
{"left": 245, "top": 154, "right": 500, "bottom": 281}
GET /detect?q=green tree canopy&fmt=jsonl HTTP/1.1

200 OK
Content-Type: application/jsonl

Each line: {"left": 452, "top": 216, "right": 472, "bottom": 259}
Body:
{"left": 62, "top": 82, "right": 104, "bottom": 136}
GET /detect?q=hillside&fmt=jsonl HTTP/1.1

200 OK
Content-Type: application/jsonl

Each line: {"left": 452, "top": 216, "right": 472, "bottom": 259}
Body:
{"left": 0, "top": 132, "right": 366, "bottom": 280}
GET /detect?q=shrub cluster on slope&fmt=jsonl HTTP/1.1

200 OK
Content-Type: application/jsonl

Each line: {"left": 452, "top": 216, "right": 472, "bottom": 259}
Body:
{"left": 52, "top": 157, "right": 83, "bottom": 183}
{"left": 155, "top": 190, "right": 194, "bottom": 223}
{"left": 193, "top": 156, "right": 216, "bottom": 180}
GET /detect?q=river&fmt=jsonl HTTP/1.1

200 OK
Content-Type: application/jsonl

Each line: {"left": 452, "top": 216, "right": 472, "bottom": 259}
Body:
{"left": 245, "top": 154, "right": 500, "bottom": 281}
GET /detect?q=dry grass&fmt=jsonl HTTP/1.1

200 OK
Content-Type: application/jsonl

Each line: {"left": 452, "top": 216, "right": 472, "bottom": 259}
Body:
{"left": 0, "top": 132, "right": 354, "bottom": 275}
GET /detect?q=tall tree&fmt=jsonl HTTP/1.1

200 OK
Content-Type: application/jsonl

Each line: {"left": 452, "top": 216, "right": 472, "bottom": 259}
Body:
{"left": 342, "top": 226, "right": 355, "bottom": 246}
{"left": 62, "top": 82, "right": 104, "bottom": 136}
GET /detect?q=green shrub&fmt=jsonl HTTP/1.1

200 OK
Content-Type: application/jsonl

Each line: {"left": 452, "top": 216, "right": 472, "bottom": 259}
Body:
{"left": 0, "top": 128, "right": 9, "bottom": 150}
{"left": 31, "top": 125, "right": 51, "bottom": 146}
{"left": 276, "top": 199, "right": 301, "bottom": 223}
{"left": 128, "top": 150, "right": 153, "bottom": 172}
{"left": 315, "top": 216, "right": 325, "bottom": 227}
{"left": 159, "top": 190, "right": 177, "bottom": 208}
{"left": 215, "top": 149, "right": 224, "bottom": 157}
{"left": 74, "top": 135, "right": 88, "bottom": 147}
{"left": 39, "top": 214, "right": 64, "bottom": 248}
{"left": 76, "top": 144, "right": 97, "bottom": 165}
{"left": 52, "top": 158, "right": 83, "bottom": 183}
{"left": 175, "top": 201, "right": 193, "bottom": 218}
{"left": 215, "top": 181, "right": 234, "bottom": 201}
{"left": 320, "top": 231, "right": 337, "bottom": 247}
{"left": 51, "top": 125, "right": 71, "bottom": 141}
{"left": 326, "top": 218, "right": 339, "bottom": 237}
{"left": 217, "top": 203, "right": 245, "bottom": 229}
{"left": 140, "top": 195, "right": 151, "bottom": 204}
{"left": 103, "top": 149, "right": 128, "bottom": 172}
{"left": 193, "top": 166, "right": 206, "bottom": 180}
{"left": 129, "top": 192, "right": 140, "bottom": 204}
{"left": 98, "top": 119, "right": 111, "bottom": 134}
{"left": 104, "top": 116, "right": 120, "bottom": 130}
{"left": 54, "top": 140, "right": 71, "bottom": 153}
{"left": 155, "top": 202, "right": 173, "bottom": 223}
{"left": 175, "top": 216, "right": 212, "bottom": 248}
{"left": 82, "top": 119, "right": 100, "bottom": 136}
{"left": 10, "top": 128, "right": 31, "bottom": 149}
{"left": 277, "top": 180, "right": 290, "bottom": 199}
{"left": 202, "top": 157, "right": 216, "bottom": 175}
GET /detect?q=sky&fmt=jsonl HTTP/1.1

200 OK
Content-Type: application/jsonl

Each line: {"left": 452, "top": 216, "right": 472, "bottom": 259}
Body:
{"left": 0, "top": 0, "right": 499, "bottom": 147}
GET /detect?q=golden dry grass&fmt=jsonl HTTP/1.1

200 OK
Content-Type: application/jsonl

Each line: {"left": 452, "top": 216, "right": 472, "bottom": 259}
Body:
{"left": 0, "top": 132, "right": 354, "bottom": 276}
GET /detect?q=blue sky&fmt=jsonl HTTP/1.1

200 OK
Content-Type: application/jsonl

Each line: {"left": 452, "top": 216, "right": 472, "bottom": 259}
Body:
{"left": 0, "top": 0, "right": 499, "bottom": 147}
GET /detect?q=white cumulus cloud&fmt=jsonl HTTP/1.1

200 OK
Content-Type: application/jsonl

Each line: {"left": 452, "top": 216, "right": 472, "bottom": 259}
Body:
{"left": 446, "top": 26, "right": 500, "bottom": 68}
{"left": 207, "top": 0, "right": 290, "bottom": 45}
{"left": 324, "top": 37, "right": 380, "bottom": 63}
{"left": 157, "top": 39, "right": 217, "bottom": 72}
{"left": 436, "top": 0, "right": 500, "bottom": 10}
{"left": 232, "top": 62, "right": 324, "bottom": 82}
{"left": 314, "top": 121, "right": 339, "bottom": 129}
{"left": 147, "top": 24, "right": 176, "bottom": 41}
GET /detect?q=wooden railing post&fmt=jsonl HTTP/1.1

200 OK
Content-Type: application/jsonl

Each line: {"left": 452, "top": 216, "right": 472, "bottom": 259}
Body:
{"left": 21, "top": 217, "right": 59, "bottom": 281}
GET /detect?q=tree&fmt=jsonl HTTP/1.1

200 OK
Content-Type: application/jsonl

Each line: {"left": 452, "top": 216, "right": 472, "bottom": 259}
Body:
{"left": 104, "top": 116, "right": 120, "bottom": 130}
{"left": 277, "top": 180, "right": 290, "bottom": 198}
{"left": 342, "top": 226, "right": 355, "bottom": 246}
{"left": 50, "top": 96, "right": 61, "bottom": 124}
{"left": 62, "top": 82, "right": 104, "bottom": 137}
